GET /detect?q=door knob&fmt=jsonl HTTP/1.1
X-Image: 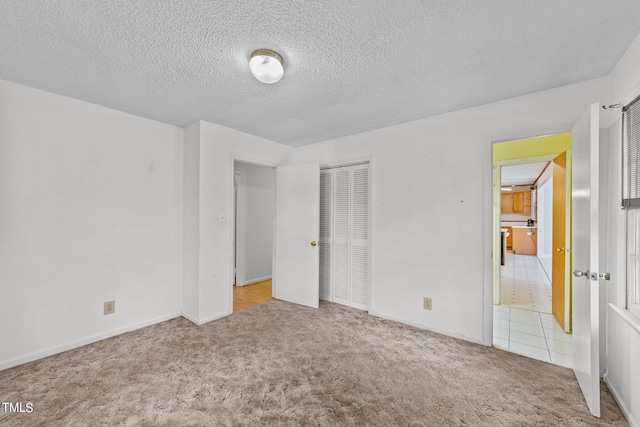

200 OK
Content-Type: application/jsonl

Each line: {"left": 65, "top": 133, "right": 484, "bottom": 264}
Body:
{"left": 573, "top": 269, "right": 588, "bottom": 277}
{"left": 310, "top": 241, "right": 318, "bottom": 247}
{"left": 556, "top": 248, "right": 565, "bottom": 252}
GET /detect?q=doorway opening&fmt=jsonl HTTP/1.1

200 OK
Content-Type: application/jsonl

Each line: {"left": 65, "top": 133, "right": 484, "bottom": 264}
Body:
{"left": 233, "top": 160, "right": 275, "bottom": 313}
{"left": 492, "top": 135, "right": 573, "bottom": 367}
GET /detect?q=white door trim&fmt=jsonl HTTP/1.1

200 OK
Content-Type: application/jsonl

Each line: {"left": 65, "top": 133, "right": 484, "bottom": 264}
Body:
{"left": 234, "top": 170, "right": 246, "bottom": 287}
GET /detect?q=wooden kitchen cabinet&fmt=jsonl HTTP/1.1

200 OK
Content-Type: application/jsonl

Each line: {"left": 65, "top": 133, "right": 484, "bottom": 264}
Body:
{"left": 502, "top": 191, "right": 531, "bottom": 214}
{"left": 513, "top": 191, "right": 532, "bottom": 214}
{"left": 512, "top": 227, "right": 536, "bottom": 255}
{"left": 524, "top": 191, "right": 531, "bottom": 213}
{"left": 501, "top": 193, "right": 513, "bottom": 213}
{"left": 513, "top": 192, "right": 524, "bottom": 212}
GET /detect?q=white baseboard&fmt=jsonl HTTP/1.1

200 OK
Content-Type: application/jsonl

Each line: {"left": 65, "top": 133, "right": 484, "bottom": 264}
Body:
{"left": 604, "top": 372, "right": 638, "bottom": 427}
{"left": 181, "top": 311, "right": 199, "bottom": 325}
{"left": 0, "top": 312, "right": 182, "bottom": 371}
{"left": 368, "top": 310, "right": 484, "bottom": 346}
{"left": 182, "top": 310, "right": 232, "bottom": 326}
{"left": 237, "top": 275, "right": 272, "bottom": 287}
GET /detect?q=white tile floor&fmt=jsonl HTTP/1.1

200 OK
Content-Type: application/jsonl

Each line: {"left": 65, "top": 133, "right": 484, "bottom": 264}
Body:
{"left": 500, "top": 251, "right": 552, "bottom": 313}
{"left": 494, "top": 251, "right": 573, "bottom": 368}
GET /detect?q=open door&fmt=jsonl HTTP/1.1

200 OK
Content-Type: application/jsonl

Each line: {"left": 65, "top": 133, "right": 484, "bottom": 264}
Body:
{"left": 552, "top": 152, "right": 569, "bottom": 331}
{"left": 571, "top": 103, "right": 601, "bottom": 417}
{"left": 274, "top": 163, "right": 320, "bottom": 308}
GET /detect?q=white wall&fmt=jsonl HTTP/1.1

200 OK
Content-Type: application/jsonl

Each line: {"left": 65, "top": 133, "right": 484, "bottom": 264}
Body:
{"left": 500, "top": 212, "right": 531, "bottom": 223}
{"left": 182, "top": 121, "right": 289, "bottom": 324}
{"left": 182, "top": 121, "right": 201, "bottom": 320}
{"left": 537, "top": 175, "right": 553, "bottom": 279}
{"left": 607, "top": 305, "right": 640, "bottom": 427}
{"left": 0, "top": 79, "right": 183, "bottom": 370}
{"left": 603, "top": 31, "right": 640, "bottom": 427}
{"left": 234, "top": 161, "right": 275, "bottom": 285}
{"left": 286, "top": 77, "right": 608, "bottom": 344}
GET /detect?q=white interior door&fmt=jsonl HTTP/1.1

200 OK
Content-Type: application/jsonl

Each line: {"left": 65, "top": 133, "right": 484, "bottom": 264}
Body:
{"left": 274, "top": 163, "right": 320, "bottom": 308}
{"left": 571, "top": 102, "right": 601, "bottom": 417}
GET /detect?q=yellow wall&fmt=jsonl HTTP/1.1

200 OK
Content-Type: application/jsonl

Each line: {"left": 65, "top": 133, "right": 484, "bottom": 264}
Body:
{"left": 493, "top": 133, "right": 572, "bottom": 165}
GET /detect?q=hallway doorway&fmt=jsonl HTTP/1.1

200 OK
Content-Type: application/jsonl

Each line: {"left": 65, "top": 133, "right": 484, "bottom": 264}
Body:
{"left": 233, "top": 160, "right": 275, "bottom": 312}
{"left": 492, "top": 135, "right": 573, "bottom": 368}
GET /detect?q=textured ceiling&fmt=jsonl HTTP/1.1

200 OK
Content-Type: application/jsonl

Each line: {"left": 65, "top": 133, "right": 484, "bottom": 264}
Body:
{"left": 1, "top": 1, "right": 639, "bottom": 147}
{"left": 502, "top": 162, "right": 549, "bottom": 187}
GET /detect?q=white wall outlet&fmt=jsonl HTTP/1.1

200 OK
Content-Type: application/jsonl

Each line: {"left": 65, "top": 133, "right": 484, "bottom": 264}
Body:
{"left": 104, "top": 300, "right": 115, "bottom": 315}
{"left": 423, "top": 297, "right": 432, "bottom": 310}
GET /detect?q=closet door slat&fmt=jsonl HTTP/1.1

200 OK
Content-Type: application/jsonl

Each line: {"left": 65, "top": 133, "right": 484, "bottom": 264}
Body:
{"left": 319, "top": 170, "right": 333, "bottom": 301}
{"left": 350, "top": 164, "right": 369, "bottom": 309}
{"left": 332, "top": 167, "right": 351, "bottom": 305}
{"left": 351, "top": 245, "right": 368, "bottom": 309}
{"left": 351, "top": 166, "right": 369, "bottom": 240}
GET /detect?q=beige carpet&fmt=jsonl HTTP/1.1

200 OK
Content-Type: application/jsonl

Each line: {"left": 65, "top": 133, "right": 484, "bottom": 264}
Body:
{"left": 0, "top": 300, "right": 628, "bottom": 426}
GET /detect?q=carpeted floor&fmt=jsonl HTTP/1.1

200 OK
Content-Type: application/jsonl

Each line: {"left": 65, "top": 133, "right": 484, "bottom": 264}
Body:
{"left": 0, "top": 300, "right": 628, "bottom": 426}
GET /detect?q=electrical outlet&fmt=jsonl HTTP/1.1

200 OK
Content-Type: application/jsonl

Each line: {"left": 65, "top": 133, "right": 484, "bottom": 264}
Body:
{"left": 104, "top": 300, "right": 115, "bottom": 315}
{"left": 423, "top": 297, "right": 432, "bottom": 311}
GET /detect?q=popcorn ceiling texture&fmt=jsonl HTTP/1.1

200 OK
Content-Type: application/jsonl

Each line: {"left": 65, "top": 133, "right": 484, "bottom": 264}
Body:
{"left": 0, "top": 1, "right": 639, "bottom": 146}
{"left": 0, "top": 300, "right": 628, "bottom": 426}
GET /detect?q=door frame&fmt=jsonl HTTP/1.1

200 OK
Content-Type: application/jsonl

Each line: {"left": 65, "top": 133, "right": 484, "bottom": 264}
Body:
{"left": 489, "top": 133, "right": 573, "bottom": 347}
{"left": 234, "top": 170, "right": 246, "bottom": 287}
{"left": 493, "top": 154, "right": 565, "bottom": 303}
{"left": 229, "top": 155, "right": 278, "bottom": 314}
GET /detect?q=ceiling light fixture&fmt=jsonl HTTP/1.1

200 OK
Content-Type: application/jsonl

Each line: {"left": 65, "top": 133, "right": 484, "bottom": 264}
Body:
{"left": 249, "top": 49, "right": 284, "bottom": 84}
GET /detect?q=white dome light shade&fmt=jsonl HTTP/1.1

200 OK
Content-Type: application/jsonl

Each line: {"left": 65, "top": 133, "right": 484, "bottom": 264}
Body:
{"left": 249, "top": 49, "right": 284, "bottom": 84}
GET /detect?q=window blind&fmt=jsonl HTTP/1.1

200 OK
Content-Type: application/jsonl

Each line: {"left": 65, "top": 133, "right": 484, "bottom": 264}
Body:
{"left": 623, "top": 94, "right": 640, "bottom": 209}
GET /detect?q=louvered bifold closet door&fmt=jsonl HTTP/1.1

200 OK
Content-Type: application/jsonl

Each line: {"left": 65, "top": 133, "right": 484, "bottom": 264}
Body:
{"left": 319, "top": 170, "right": 333, "bottom": 301}
{"left": 350, "top": 164, "right": 369, "bottom": 310}
{"left": 332, "top": 167, "right": 351, "bottom": 306}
